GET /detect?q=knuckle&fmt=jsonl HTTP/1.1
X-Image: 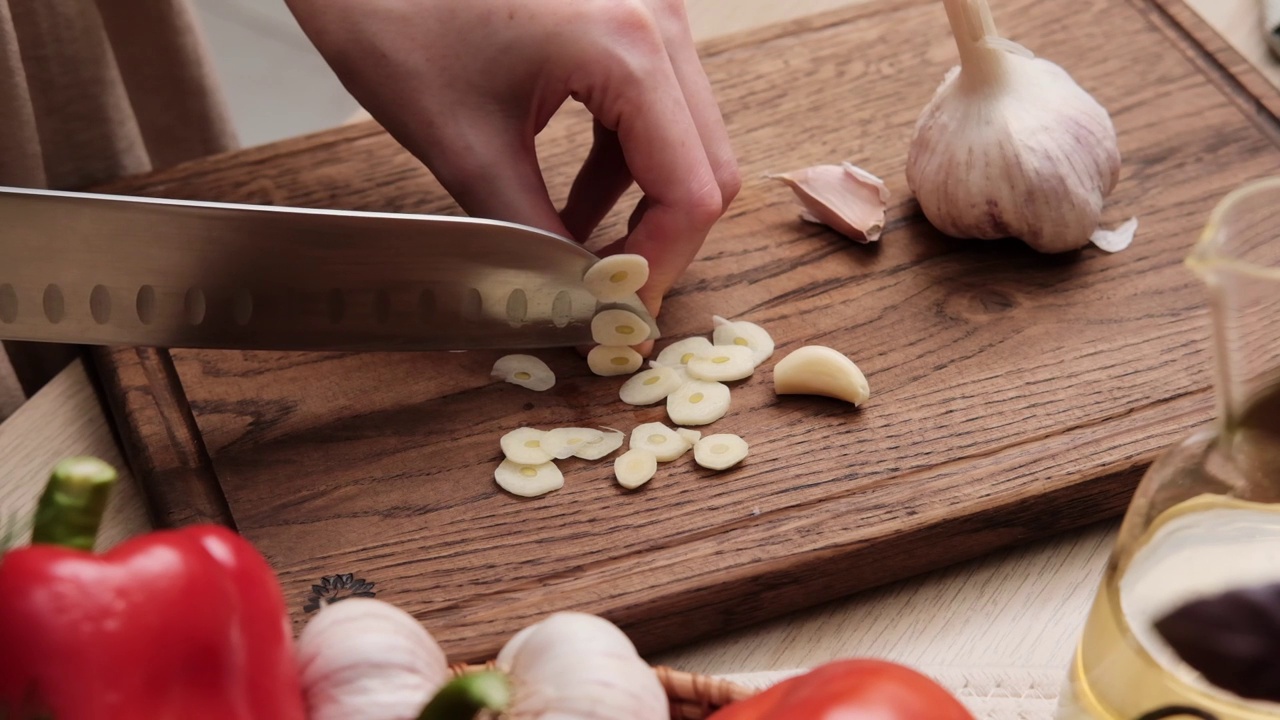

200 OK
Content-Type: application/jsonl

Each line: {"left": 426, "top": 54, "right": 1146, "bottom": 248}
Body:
{"left": 685, "top": 183, "right": 725, "bottom": 228}
{"left": 595, "top": 0, "right": 665, "bottom": 60}
{"left": 716, "top": 161, "right": 742, "bottom": 209}
{"left": 650, "top": 0, "right": 690, "bottom": 24}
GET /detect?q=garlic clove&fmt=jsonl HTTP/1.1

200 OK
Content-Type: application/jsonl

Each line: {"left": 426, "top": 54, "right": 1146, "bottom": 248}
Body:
{"left": 629, "top": 422, "right": 694, "bottom": 462}
{"left": 767, "top": 163, "right": 890, "bottom": 243}
{"left": 655, "top": 337, "right": 714, "bottom": 369}
{"left": 906, "top": 0, "right": 1122, "bottom": 254}
{"left": 614, "top": 449, "right": 659, "bottom": 489}
{"left": 587, "top": 345, "right": 643, "bottom": 376}
{"left": 542, "top": 427, "right": 606, "bottom": 460}
{"left": 494, "top": 459, "right": 564, "bottom": 497}
{"left": 1090, "top": 217, "right": 1139, "bottom": 254}
{"left": 619, "top": 364, "right": 684, "bottom": 406}
{"left": 677, "top": 428, "right": 702, "bottom": 446}
{"left": 500, "top": 427, "right": 554, "bottom": 465}
{"left": 712, "top": 315, "right": 775, "bottom": 367}
{"left": 694, "top": 433, "right": 750, "bottom": 471}
{"left": 685, "top": 344, "right": 756, "bottom": 382}
{"left": 574, "top": 428, "right": 626, "bottom": 461}
{"left": 666, "top": 380, "right": 731, "bottom": 426}
{"left": 773, "top": 346, "right": 870, "bottom": 406}
{"left": 590, "top": 309, "right": 652, "bottom": 346}
{"left": 491, "top": 354, "right": 555, "bottom": 391}
{"left": 583, "top": 254, "right": 650, "bottom": 302}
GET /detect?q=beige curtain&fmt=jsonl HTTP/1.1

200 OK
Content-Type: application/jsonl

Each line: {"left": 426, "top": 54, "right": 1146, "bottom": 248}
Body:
{"left": 0, "top": 0, "right": 236, "bottom": 419}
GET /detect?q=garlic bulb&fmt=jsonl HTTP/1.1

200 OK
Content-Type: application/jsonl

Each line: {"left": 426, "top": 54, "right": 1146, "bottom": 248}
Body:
{"left": 906, "top": 0, "right": 1130, "bottom": 253}
{"left": 297, "top": 598, "right": 449, "bottom": 720}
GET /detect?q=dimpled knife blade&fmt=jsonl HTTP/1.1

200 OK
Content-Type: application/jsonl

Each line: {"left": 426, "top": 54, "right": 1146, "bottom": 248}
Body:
{"left": 0, "top": 187, "right": 657, "bottom": 351}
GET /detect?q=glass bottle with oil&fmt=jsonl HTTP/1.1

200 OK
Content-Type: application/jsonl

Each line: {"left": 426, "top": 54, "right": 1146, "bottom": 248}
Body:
{"left": 1059, "top": 178, "right": 1280, "bottom": 720}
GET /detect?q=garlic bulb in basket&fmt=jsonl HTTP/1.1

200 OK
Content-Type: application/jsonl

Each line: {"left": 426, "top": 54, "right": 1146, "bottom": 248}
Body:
{"left": 906, "top": 0, "right": 1134, "bottom": 253}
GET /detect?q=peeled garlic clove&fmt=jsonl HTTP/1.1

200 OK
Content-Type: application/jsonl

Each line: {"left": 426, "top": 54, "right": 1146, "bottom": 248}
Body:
{"left": 542, "top": 427, "right": 606, "bottom": 460}
{"left": 629, "top": 422, "right": 693, "bottom": 462}
{"left": 694, "top": 434, "right": 749, "bottom": 471}
{"left": 767, "top": 163, "right": 890, "bottom": 243}
{"left": 614, "top": 448, "right": 658, "bottom": 489}
{"left": 655, "top": 337, "right": 714, "bottom": 369}
{"left": 712, "top": 315, "right": 775, "bottom": 367}
{"left": 906, "top": 0, "right": 1121, "bottom": 254}
{"left": 501, "top": 427, "right": 553, "bottom": 465}
{"left": 677, "top": 428, "right": 702, "bottom": 446}
{"left": 590, "top": 309, "right": 652, "bottom": 346}
{"left": 491, "top": 354, "right": 555, "bottom": 391}
{"left": 584, "top": 254, "right": 650, "bottom": 302}
{"left": 773, "top": 346, "right": 870, "bottom": 406}
{"left": 495, "top": 459, "right": 564, "bottom": 497}
{"left": 686, "top": 345, "right": 756, "bottom": 382}
{"left": 574, "top": 428, "right": 626, "bottom": 461}
{"left": 667, "top": 380, "right": 731, "bottom": 426}
{"left": 1090, "top": 217, "right": 1138, "bottom": 253}
{"left": 587, "top": 345, "right": 643, "bottom": 376}
{"left": 619, "top": 364, "right": 684, "bottom": 406}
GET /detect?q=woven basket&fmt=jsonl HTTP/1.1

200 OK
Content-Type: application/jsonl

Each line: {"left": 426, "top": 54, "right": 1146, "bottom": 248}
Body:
{"left": 450, "top": 663, "right": 755, "bottom": 719}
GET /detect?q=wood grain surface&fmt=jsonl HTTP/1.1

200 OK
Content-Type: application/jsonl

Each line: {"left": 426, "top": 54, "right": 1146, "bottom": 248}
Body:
{"left": 94, "top": 0, "right": 1280, "bottom": 663}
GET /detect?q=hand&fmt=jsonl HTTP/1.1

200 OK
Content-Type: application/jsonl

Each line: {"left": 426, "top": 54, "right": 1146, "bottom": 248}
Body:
{"left": 285, "top": 0, "right": 741, "bottom": 315}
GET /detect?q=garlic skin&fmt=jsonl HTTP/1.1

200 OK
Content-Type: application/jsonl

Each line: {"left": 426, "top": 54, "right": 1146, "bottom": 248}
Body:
{"left": 768, "top": 163, "right": 890, "bottom": 243}
{"left": 495, "top": 612, "right": 667, "bottom": 720}
{"left": 906, "top": 0, "right": 1122, "bottom": 254}
{"left": 297, "top": 598, "right": 449, "bottom": 720}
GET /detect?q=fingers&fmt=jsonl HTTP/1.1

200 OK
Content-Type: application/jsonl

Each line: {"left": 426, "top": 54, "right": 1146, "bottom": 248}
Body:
{"left": 560, "top": 122, "right": 633, "bottom": 243}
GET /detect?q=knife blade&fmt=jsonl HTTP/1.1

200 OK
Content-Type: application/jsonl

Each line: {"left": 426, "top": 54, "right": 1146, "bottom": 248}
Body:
{"left": 0, "top": 187, "right": 657, "bottom": 351}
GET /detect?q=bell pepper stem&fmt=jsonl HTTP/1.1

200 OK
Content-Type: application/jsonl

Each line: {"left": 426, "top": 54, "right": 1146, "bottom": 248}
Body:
{"left": 417, "top": 671, "right": 512, "bottom": 720}
{"left": 31, "top": 457, "right": 118, "bottom": 550}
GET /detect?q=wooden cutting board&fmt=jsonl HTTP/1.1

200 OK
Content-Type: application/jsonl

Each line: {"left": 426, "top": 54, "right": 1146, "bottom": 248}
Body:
{"left": 91, "top": 0, "right": 1280, "bottom": 662}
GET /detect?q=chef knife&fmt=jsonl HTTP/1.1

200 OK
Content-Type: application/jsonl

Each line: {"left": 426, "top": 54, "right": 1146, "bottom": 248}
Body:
{"left": 0, "top": 186, "right": 657, "bottom": 352}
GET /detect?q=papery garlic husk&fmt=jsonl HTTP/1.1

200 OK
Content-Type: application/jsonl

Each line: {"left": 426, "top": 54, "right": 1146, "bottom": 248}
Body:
{"left": 767, "top": 162, "right": 890, "bottom": 243}
{"left": 906, "top": 0, "right": 1124, "bottom": 254}
{"left": 297, "top": 597, "right": 450, "bottom": 720}
{"left": 495, "top": 612, "right": 667, "bottom": 720}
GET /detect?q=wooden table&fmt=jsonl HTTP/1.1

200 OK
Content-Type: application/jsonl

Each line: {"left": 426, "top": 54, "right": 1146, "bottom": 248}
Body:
{"left": 1, "top": 0, "right": 1275, "bottom": 715}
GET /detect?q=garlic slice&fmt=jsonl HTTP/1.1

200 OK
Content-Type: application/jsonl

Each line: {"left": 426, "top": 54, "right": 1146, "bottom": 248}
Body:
{"left": 491, "top": 354, "right": 555, "bottom": 391}
{"left": 667, "top": 380, "right": 731, "bottom": 426}
{"left": 629, "top": 422, "right": 694, "bottom": 462}
{"left": 712, "top": 316, "right": 775, "bottom": 367}
{"left": 677, "top": 428, "right": 702, "bottom": 446}
{"left": 773, "top": 346, "right": 870, "bottom": 406}
{"left": 686, "top": 345, "right": 756, "bottom": 382}
{"left": 1090, "top": 217, "right": 1138, "bottom": 254}
{"left": 614, "top": 449, "right": 658, "bottom": 490}
{"left": 694, "top": 434, "right": 749, "bottom": 471}
{"left": 619, "top": 364, "right": 684, "bottom": 406}
{"left": 574, "top": 428, "right": 626, "bottom": 461}
{"left": 655, "top": 337, "right": 714, "bottom": 369}
{"left": 767, "top": 163, "right": 890, "bottom": 243}
{"left": 590, "top": 309, "right": 652, "bottom": 346}
{"left": 500, "top": 427, "right": 554, "bottom": 464}
{"left": 587, "top": 345, "right": 643, "bottom": 376}
{"left": 542, "top": 427, "right": 606, "bottom": 460}
{"left": 584, "top": 254, "right": 650, "bottom": 302}
{"left": 495, "top": 459, "right": 564, "bottom": 497}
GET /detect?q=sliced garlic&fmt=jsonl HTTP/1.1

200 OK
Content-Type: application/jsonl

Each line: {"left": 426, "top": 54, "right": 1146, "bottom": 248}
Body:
{"left": 685, "top": 345, "right": 756, "bottom": 382}
{"left": 500, "top": 427, "right": 554, "bottom": 464}
{"left": 574, "top": 428, "right": 626, "bottom": 461}
{"left": 494, "top": 459, "right": 564, "bottom": 497}
{"left": 694, "top": 434, "right": 749, "bottom": 471}
{"left": 542, "top": 427, "right": 606, "bottom": 460}
{"left": 773, "top": 346, "right": 870, "bottom": 406}
{"left": 584, "top": 254, "right": 650, "bottom": 302}
{"left": 614, "top": 449, "right": 658, "bottom": 490}
{"left": 767, "top": 163, "right": 890, "bottom": 243}
{"left": 712, "top": 316, "right": 775, "bottom": 367}
{"left": 629, "top": 422, "right": 694, "bottom": 462}
{"left": 619, "top": 365, "right": 684, "bottom": 406}
{"left": 587, "top": 345, "right": 643, "bottom": 377}
{"left": 590, "top": 308, "right": 652, "bottom": 346}
{"left": 655, "top": 337, "right": 714, "bottom": 369}
{"left": 491, "top": 354, "right": 555, "bottom": 391}
{"left": 677, "top": 428, "right": 702, "bottom": 446}
{"left": 666, "top": 380, "right": 731, "bottom": 426}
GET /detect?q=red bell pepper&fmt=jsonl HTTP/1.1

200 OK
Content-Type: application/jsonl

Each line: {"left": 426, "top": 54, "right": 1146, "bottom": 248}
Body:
{"left": 708, "top": 659, "right": 975, "bottom": 720}
{"left": 0, "top": 458, "right": 306, "bottom": 720}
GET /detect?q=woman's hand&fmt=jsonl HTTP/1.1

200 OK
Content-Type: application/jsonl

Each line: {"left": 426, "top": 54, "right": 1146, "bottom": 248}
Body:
{"left": 285, "top": 0, "right": 741, "bottom": 314}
